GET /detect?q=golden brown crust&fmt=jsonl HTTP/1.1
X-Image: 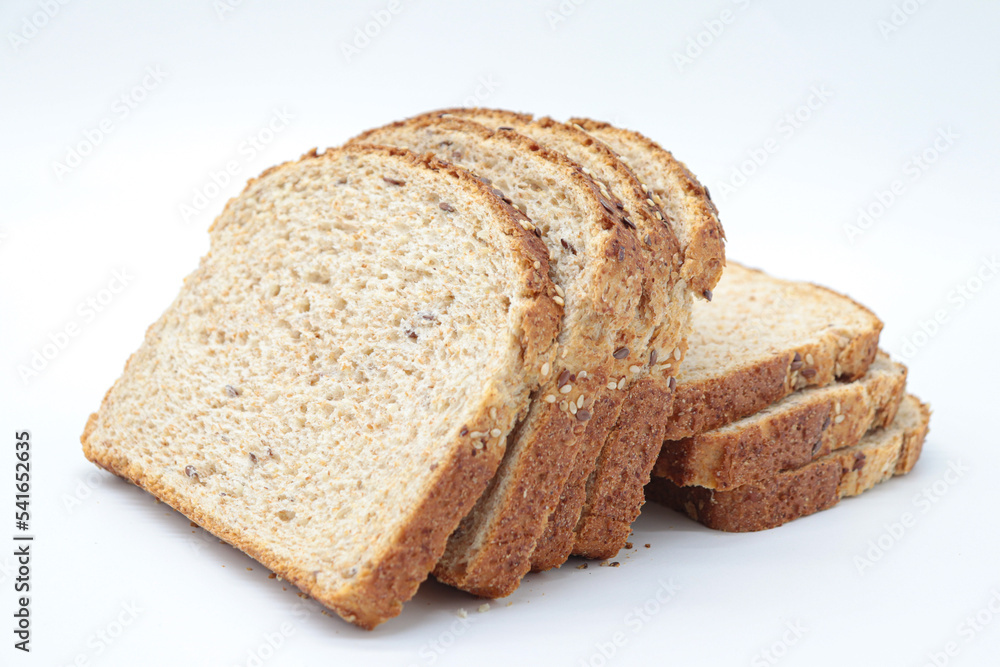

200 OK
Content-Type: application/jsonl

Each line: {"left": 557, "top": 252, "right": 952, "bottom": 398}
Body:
{"left": 568, "top": 117, "right": 725, "bottom": 296}
{"left": 351, "top": 115, "right": 649, "bottom": 597}
{"left": 647, "top": 396, "right": 930, "bottom": 532}
{"left": 81, "top": 145, "right": 561, "bottom": 629}
{"left": 654, "top": 355, "right": 908, "bottom": 490}
{"left": 571, "top": 377, "right": 674, "bottom": 560}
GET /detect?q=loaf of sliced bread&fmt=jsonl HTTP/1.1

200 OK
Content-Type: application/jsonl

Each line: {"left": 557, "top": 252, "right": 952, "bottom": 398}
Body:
{"left": 350, "top": 117, "right": 647, "bottom": 596}
{"left": 647, "top": 394, "right": 930, "bottom": 532}
{"left": 434, "top": 108, "right": 691, "bottom": 571}
{"left": 81, "top": 145, "right": 561, "bottom": 629}
{"left": 566, "top": 118, "right": 727, "bottom": 560}
{"left": 660, "top": 262, "right": 883, "bottom": 441}
{"left": 653, "top": 352, "right": 908, "bottom": 490}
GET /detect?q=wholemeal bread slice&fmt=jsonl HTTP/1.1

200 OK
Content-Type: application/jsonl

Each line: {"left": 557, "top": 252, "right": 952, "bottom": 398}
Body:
{"left": 647, "top": 394, "right": 930, "bottom": 532}
{"left": 433, "top": 108, "right": 690, "bottom": 571}
{"left": 349, "top": 116, "right": 647, "bottom": 596}
{"left": 565, "top": 118, "right": 727, "bottom": 559}
{"left": 660, "top": 262, "right": 883, "bottom": 441}
{"left": 81, "top": 145, "right": 561, "bottom": 629}
{"left": 653, "top": 352, "right": 908, "bottom": 490}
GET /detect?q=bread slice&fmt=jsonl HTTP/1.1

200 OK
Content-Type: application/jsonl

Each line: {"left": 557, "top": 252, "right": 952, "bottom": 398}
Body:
{"left": 653, "top": 352, "right": 908, "bottom": 490}
{"left": 566, "top": 118, "right": 727, "bottom": 559}
{"left": 661, "top": 262, "right": 883, "bottom": 441}
{"left": 647, "top": 394, "right": 930, "bottom": 532}
{"left": 349, "top": 117, "right": 647, "bottom": 596}
{"left": 81, "top": 145, "right": 562, "bottom": 629}
{"left": 432, "top": 108, "right": 690, "bottom": 571}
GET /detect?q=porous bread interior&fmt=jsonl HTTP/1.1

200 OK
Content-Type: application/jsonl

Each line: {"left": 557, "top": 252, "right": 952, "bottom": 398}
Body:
{"left": 84, "top": 149, "right": 540, "bottom": 606}
{"left": 354, "top": 122, "right": 602, "bottom": 353}
{"left": 680, "top": 263, "right": 881, "bottom": 383}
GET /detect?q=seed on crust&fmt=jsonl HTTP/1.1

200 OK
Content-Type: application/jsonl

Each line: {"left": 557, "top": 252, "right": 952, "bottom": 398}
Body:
{"left": 801, "top": 368, "right": 817, "bottom": 379}
{"left": 544, "top": 394, "right": 557, "bottom": 403}
{"left": 569, "top": 402, "right": 578, "bottom": 415}
{"left": 617, "top": 377, "right": 626, "bottom": 390}
{"left": 541, "top": 362, "right": 551, "bottom": 377}
{"left": 490, "top": 428, "right": 502, "bottom": 438}
{"left": 185, "top": 465, "right": 198, "bottom": 478}
{"left": 553, "top": 296, "right": 565, "bottom": 306}
{"left": 607, "top": 381, "right": 617, "bottom": 390}
{"left": 703, "top": 289, "right": 713, "bottom": 301}
{"left": 382, "top": 177, "right": 405, "bottom": 186}
{"left": 668, "top": 376, "right": 677, "bottom": 391}
{"left": 576, "top": 409, "right": 592, "bottom": 422}
{"left": 673, "top": 347, "right": 682, "bottom": 361}
{"left": 629, "top": 365, "right": 641, "bottom": 374}
{"left": 649, "top": 349, "right": 658, "bottom": 366}
{"left": 613, "top": 347, "right": 630, "bottom": 360}
{"left": 805, "top": 353, "right": 815, "bottom": 366}
{"left": 577, "top": 395, "right": 585, "bottom": 409}
{"left": 557, "top": 369, "right": 571, "bottom": 388}
{"left": 560, "top": 384, "right": 573, "bottom": 394}
{"left": 834, "top": 415, "right": 846, "bottom": 425}
{"left": 439, "top": 202, "right": 455, "bottom": 212}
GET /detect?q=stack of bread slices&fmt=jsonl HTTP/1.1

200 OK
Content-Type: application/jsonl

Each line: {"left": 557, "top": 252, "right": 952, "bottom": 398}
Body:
{"left": 81, "top": 109, "right": 928, "bottom": 629}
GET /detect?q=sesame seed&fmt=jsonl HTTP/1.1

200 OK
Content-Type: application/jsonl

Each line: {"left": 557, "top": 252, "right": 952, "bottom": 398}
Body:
{"left": 541, "top": 362, "right": 551, "bottom": 377}
{"left": 560, "top": 384, "right": 573, "bottom": 394}
{"left": 490, "top": 428, "right": 502, "bottom": 438}
{"left": 533, "top": 260, "right": 541, "bottom": 270}
{"left": 646, "top": 198, "right": 655, "bottom": 206}
{"left": 553, "top": 296, "right": 565, "bottom": 306}
{"left": 576, "top": 409, "right": 591, "bottom": 422}
{"left": 835, "top": 401, "right": 842, "bottom": 415}
{"left": 806, "top": 353, "right": 815, "bottom": 366}
{"left": 578, "top": 370, "right": 588, "bottom": 379}
{"left": 577, "top": 395, "right": 585, "bottom": 408}
{"left": 569, "top": 402, "right": 578, "bottom": 415}
{"left": 516, "top": 203, "right": 528, "bottom": 214}
{"left": 554, "top": 285, "right": 565, "bottom": 298}
{"left": 490, "top": 407, "right": 497, "bottom": 419}
{"left": 520, "top": 220, "right": 534, "bottom": 231}
{"left": 673, "top": 347, "right": 682, "bottom": 361}
{"left": 613, "top": 346, "right": 630, "bottom": 360}
{"left": 617, "top": 377, "right": 626, "bottom": 390}
{"left": 545, "top": 394, "right": 557, "bottom": 403}
{"left": 469, "top": 431, "right": 486, "bottom": 439}
{"left": 834, "top": 415, "right": 846, "bottom": 424}
{"left": 561, "top": 348, "right": 568, "bottom": 358}
{"left": 630, "top": 365, "right": 641, "bottom": 374}
{"left": 655, "top": 211, "right": 663, "bottom": 220}
{"left": 607, "top": 381, "right": 617, "bottom": 390}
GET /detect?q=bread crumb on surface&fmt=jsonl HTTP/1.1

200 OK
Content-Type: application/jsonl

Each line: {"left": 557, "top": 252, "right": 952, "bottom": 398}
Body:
{"left": 457, "top": 608, "right": 468, "bottom": 618}
{"left": 478, "top": 603, "right": 490, "bottom": 613}
{"left": 576, "top": 563, "right": 588, "bottom": 570}
{"left": 624, "top": 542, "right": 633, "bottom": 549}
{"left": 644, "top": 543, "right": 651, "bottom": 548}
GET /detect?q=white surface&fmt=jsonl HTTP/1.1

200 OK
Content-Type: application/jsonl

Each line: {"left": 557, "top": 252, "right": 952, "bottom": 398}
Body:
{"left": 1, "top": 1, "right": 998, "bottom": 665}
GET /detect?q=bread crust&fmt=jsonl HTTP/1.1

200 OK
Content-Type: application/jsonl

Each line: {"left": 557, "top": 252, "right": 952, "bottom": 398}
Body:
{"left": 654, "top": 353, "right": 907, "bottom": 490}
{"left": 428, "top": 108, "right": 690, "bottom": 573}
{"left": 647, "top": 395, "right": 930, "bottom": 532}
{"left": 82, "top": 145, "right": 561, "bottom": 629}
{"left": 568, "top": 117, "right": 726, "bottom": 297}
{"left": 351, "top": 116, "right": 649, "bottom": 597}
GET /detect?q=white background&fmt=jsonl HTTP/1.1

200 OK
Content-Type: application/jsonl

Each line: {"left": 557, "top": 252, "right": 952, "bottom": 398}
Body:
{"left": 1, "top": 1, "right": 998, "bottom": 665}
